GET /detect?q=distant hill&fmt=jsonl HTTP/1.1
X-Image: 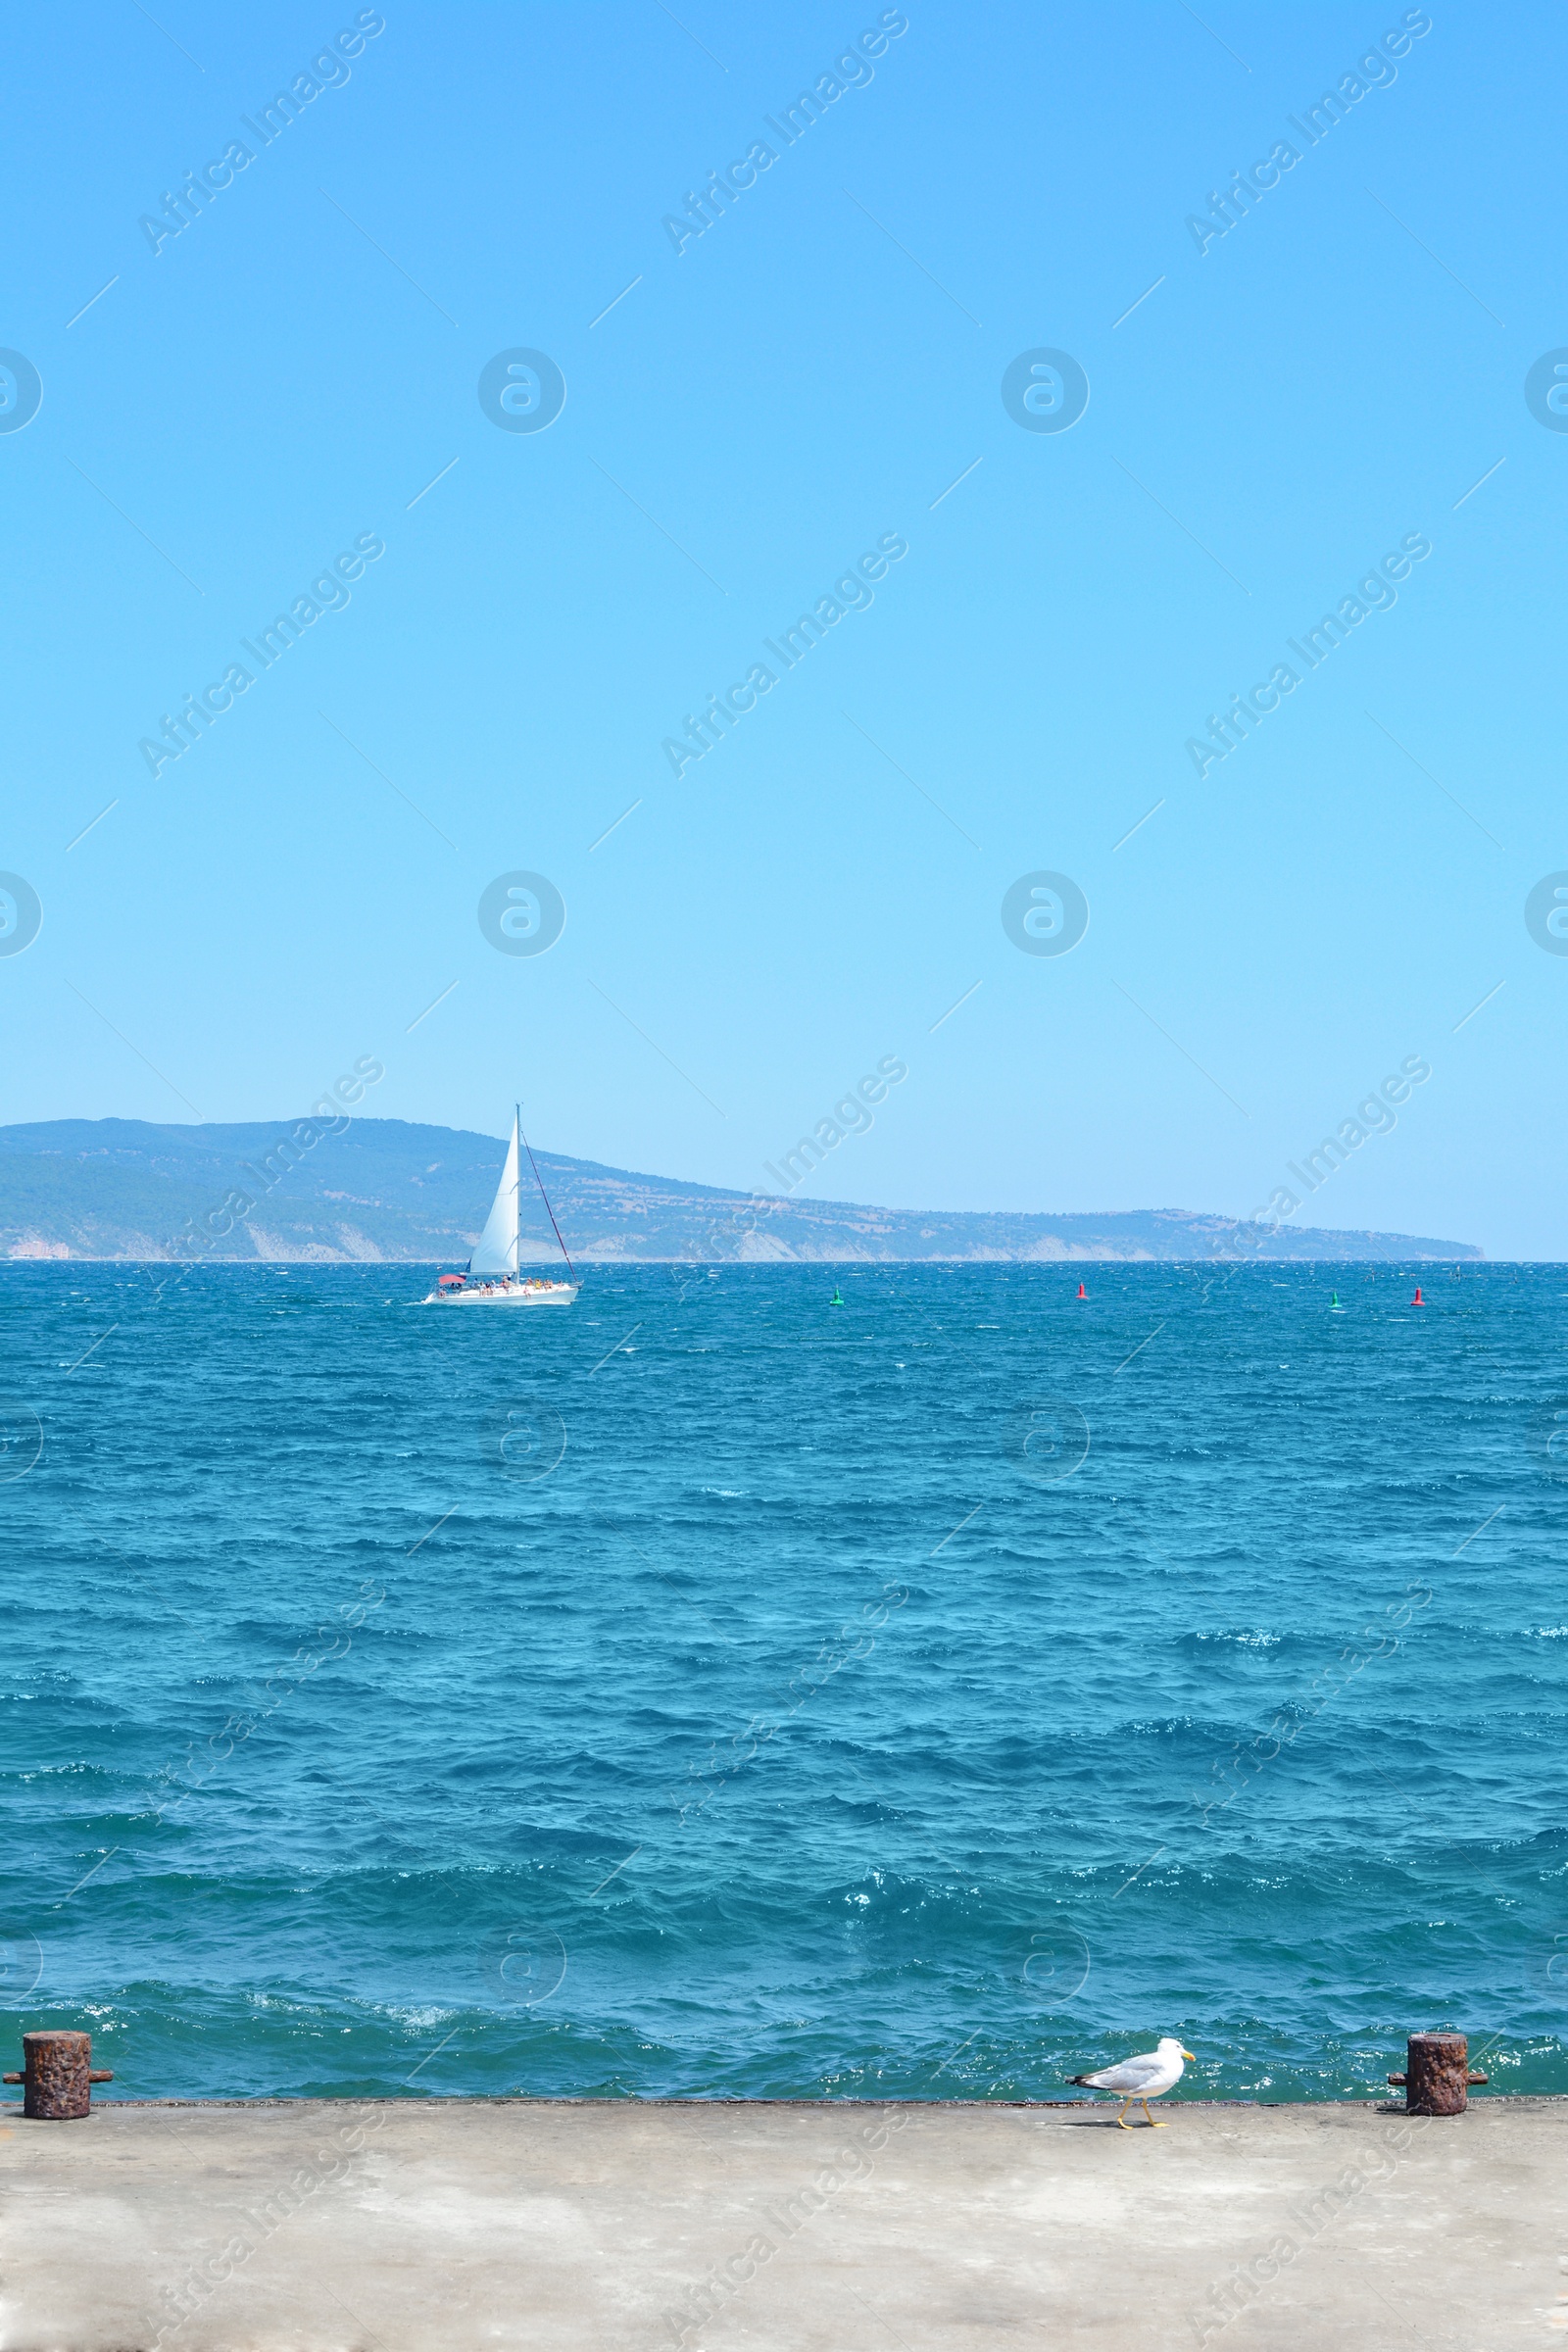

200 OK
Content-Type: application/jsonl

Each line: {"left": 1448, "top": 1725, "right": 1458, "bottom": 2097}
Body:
{"left": 0, "top": 1118, "right": 1483, "bottom": 1264}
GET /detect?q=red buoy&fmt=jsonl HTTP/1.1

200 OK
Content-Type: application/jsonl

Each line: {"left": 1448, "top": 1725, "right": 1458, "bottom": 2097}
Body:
{"left": 1076, "top": 1282, "right": 1087, "bottom": 1298}
{"left": 1411, "top": 1287, "right": 1425, "bottom": 1306}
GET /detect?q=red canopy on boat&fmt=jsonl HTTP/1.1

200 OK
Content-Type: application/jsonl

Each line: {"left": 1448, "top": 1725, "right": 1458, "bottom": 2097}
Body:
{"left": 437, "top": 1273, "right": 466, "bottom": 1286}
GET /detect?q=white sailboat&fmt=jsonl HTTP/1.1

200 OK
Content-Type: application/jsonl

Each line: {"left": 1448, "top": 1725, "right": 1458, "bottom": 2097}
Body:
{"left": 421, "top": 1107, "right": 579, "bottom": 1306}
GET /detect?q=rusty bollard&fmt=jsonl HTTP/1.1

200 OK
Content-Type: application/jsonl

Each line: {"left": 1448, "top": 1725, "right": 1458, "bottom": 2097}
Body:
{"left": 1387, "top": 2032, "right": 1489, "bottom": 2115}
{"left": 2, "top": 2031, "right": 114, "bottom": 2119}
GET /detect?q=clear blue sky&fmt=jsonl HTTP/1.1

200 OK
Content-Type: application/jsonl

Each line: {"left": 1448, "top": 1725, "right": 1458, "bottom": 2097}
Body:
{"left": 2, "top": 1, "right": 1562, "bottom": 1253}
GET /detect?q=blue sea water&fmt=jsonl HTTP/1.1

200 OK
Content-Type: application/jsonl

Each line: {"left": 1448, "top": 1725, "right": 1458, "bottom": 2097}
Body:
{"left": 3, "top": 1258, "right": 1567, "bottom": 2106}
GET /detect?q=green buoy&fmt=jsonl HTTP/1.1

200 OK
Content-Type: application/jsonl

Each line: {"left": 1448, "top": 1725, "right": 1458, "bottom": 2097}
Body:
{"left": 830, "top": 1287, "right": 844, "bottom": 1305}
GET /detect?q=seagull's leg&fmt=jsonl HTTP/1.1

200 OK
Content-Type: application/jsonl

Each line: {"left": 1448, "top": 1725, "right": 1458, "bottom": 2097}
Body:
{"left": 1115, "top": 2099, "right": 1134, "bottom": 2130}
{"left": 1145, "top": 2099, "right": 1166, "bottom": 2127}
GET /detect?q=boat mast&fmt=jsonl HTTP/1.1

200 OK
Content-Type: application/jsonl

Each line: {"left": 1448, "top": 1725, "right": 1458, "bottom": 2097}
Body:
{"left": 518, "top": 1105, "right": 576, "bottom": 1282}
{"left": 512, "top": 1104, "right": 522, "bottom": 1274}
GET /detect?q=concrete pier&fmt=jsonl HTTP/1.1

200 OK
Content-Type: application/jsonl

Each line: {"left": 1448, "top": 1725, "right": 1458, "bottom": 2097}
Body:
{"left": 1, "top": 2095, "right": 1562, "bottom": 2349}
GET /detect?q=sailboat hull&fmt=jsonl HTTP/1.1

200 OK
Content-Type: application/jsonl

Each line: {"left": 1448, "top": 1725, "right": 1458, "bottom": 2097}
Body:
{"left": 422, "top": 1282, "right": 579, "bottom": 1307}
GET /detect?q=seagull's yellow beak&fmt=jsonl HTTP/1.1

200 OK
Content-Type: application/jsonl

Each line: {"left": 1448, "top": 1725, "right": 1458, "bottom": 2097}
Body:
{"left": 1181, "top": 2049, "right": 1197, "bottom": 2063}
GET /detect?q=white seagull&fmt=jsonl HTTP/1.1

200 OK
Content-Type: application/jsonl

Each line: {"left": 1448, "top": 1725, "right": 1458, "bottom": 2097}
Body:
{"left": 1068, "top": 2037, "right": 1196, "bottom": 2128}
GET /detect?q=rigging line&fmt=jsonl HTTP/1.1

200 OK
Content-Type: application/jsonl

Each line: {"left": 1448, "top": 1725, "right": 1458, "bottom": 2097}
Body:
{"left": 518, "top": 1110, "right": 576, "bottom": 1281}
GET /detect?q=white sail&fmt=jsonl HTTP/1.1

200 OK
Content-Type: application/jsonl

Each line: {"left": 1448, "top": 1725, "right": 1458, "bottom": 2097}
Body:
{"left": 468, "top": 1112, "right": 520, "bottom": 1274}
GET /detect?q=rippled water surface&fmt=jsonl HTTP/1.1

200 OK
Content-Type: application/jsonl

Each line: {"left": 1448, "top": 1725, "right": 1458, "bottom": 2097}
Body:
{"left": 3, "top": 1258, "right": 1566, "bottom": 2103}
